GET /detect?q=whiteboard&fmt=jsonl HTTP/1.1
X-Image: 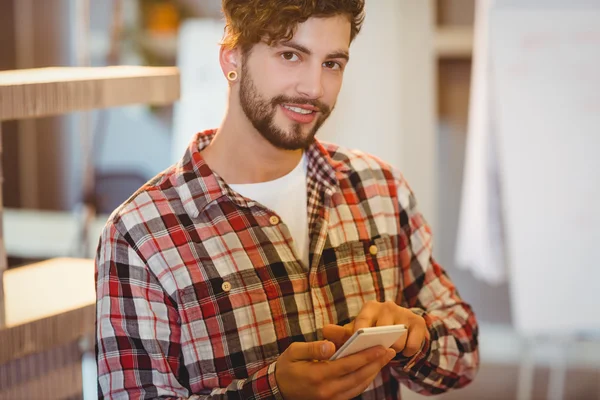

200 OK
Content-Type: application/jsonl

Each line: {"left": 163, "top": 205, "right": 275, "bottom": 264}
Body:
{"left": 491, "top": 7, "right": 600, "bottom": 336}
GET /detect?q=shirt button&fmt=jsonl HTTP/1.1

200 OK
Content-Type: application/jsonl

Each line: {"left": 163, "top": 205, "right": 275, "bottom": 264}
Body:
{"left": 222, "top": 281, "right": 232, "bottom": 292}
{"left": 369, "top": 245, "right": 378, "bottom": 256}
{"left": 269, "top": 215, "right": 280, "bottom": 225}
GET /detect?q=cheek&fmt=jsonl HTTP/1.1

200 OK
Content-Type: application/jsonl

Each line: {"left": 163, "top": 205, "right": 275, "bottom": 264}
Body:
{"left": 261, "top": 62, "right": 297, "bottom": 90}
{"left": 323, "top": 76, "right": 344, "bottom": 106}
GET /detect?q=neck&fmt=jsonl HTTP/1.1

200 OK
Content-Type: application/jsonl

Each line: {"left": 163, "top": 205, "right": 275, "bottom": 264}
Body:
{"left": 202, "top": 102, "right": 303, "bottom": 185}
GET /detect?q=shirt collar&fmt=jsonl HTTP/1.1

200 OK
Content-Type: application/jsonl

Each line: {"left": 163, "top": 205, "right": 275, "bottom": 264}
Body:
{"left": 174, "top": 129, "right": 351, "bottom": 218}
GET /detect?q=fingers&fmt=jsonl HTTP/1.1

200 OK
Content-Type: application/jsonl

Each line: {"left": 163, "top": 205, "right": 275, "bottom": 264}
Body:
{"left": 347, "top": 301, "right": 431, "bottom": 357}
{"left": 287, "top": 341, "right": 335, "bottom": 361}
{"left": 403, "top": 317, "right": 427, "bottom": 357}
{"left": 344, "top": 321, "right": 355, "bottom": 332}
{"left": 391, "top": 329, "right": 408, "bottom": 353}
{"left": 322, "top": 324, "right": 353, "bottom": 350}
{"left": 277, "top": 334, "right": 403, "bottom": 400}
{"left": 278, "top": 343, "right": 392, "bottom": 400}
{"left": 352, "top": 301, "right": 380, "bottom": 331}
{"left": 335, "top": 372, "right": 378, "bottom": 400}
{"left": 327, "top": 345, "right": 387, "bottom": 377}
{"left": 354, "top": 300, "right": 398, "bottom": 331}
{"left": 375, "top": 310, "right": 394, "bottom": 327}
{"left": 330, "top": 348, "right": 396, "bottom": 400}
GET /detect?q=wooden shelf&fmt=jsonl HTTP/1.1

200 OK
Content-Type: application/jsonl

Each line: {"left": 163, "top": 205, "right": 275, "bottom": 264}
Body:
{"left": 436, "top": 26, "right": 474, "bottom": 58}
{"left": 2, "top": 258, "right": 95, "bottom": 328}
{"left": 0, "top": 258, "right": 95, "bottom": 364}
{"left": 0, "top": 65, "right": 180, "bottom": 384}
{"left": 0, "top": 66, "right": 180, "bottom": 121}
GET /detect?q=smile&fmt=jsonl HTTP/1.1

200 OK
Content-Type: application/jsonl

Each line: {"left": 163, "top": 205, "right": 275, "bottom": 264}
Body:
{"left": 280, "top": 104, "right": 318, "bottom": 124}
{"left": 282, "top": 105, "right": 315, "bottom": 115}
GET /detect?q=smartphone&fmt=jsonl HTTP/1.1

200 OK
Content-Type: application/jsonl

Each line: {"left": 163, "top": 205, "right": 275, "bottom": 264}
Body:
{"left": 329, "top": 324, "right": 407, "bottom": 361}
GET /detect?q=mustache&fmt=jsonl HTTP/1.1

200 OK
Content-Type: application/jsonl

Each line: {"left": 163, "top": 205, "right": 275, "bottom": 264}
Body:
{"left": 271, "top": 95, "right": 331, "bottom": 115}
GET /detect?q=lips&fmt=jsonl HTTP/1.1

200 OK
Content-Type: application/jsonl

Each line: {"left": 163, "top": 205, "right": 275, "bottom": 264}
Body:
{"left": 280, "top": 104, "right": 317, "bottom": 124}
{"left": 283, "top": 103, "right": 320, "bottom": 113}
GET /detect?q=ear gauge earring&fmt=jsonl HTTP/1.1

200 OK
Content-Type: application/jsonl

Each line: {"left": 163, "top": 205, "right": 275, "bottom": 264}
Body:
{"left": 227, "top": 71, "right": 238, "bottom": 81}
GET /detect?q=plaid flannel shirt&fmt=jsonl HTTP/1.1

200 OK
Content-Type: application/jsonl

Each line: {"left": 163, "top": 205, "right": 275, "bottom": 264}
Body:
{"left": 96, "top": 130, "right": 479, "bottom": 399}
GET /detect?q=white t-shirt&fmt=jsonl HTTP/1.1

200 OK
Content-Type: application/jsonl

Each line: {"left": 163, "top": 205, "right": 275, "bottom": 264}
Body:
{"left": 229, "top": 154, "right": 310, "bottom": 267}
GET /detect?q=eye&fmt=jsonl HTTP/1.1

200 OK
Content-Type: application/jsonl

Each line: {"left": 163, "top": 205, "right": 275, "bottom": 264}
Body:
{"left": 323, "top": 61, "right": 342, "bottom": 70}
{"left": 281, "top": 52, "right": 300, "bottom": 62}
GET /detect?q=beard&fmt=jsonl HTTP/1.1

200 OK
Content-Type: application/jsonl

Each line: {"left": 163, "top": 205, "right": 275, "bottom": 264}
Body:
{"left": 239, "top": 62, "right": 334, "bottom": 151}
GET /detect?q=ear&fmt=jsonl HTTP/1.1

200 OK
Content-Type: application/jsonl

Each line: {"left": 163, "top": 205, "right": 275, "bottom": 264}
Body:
{"left": 220, "top": 46, "right": 241, "bottom": 81}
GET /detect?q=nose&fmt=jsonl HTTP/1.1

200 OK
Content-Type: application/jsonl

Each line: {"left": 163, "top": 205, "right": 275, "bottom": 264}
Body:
{"left": 296, "top": 63, "right": 325, "bottom": 100}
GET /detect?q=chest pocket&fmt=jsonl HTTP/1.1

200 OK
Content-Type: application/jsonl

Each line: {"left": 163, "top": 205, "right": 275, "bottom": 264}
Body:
{"left": 331, "top": 234, "right": 401, "bottom": 321}
{"left": 177, "top": 255, "right": 304, "bottom": 386}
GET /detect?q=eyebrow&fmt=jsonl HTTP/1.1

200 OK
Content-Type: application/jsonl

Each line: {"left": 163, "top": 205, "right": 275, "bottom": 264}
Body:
{"left": 280, "top": 41, "right": 350, "bottom": 62}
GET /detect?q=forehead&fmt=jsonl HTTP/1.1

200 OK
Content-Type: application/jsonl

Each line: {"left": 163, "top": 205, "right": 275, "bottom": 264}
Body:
{"left": 276, "top": 15, "right": 352, "bottom": 54}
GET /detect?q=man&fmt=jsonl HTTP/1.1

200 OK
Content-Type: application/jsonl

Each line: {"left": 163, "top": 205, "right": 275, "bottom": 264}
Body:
{"left": 96, "top": 0, "right": 479, "bottom": 398}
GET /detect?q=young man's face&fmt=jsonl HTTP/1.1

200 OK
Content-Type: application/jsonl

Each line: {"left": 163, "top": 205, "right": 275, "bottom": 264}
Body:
{"left": 238, "top": 15, "right": 351, "bottom": 150}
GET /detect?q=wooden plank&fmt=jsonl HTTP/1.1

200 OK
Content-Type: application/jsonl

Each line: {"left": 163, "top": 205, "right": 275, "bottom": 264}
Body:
{"left": 0, "top": 258, "right": 95, "bottom": 364}
{"left": 436, "top": 26, "right": 474, "bottom": 58}
{"left": 0, "top": 340, "right": 82, "bottom": 391}
{"left": 0, "top": 304, "right": 95, "bottom": 366}
{"left": 0, "top": 341, "right": 84, "bottom": 399}
{"left": 0, "top": 66, "right": 180, "bottom": 121}
{"left": 2, "top": 258, "right": 95, "bottom": 327}
{"left": 0, "top": 361, "right": 83, "bottom": 400}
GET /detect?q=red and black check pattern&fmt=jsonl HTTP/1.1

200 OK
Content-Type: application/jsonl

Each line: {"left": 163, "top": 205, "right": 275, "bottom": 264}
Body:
{"left": 96, "top": 130, "right": 479, "bottom": 399}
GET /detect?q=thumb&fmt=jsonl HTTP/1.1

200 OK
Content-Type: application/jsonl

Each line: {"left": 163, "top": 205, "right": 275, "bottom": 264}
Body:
{"left": 322, "top": 324, "right": 353, "bottom": 350}
{"left": 287, "top": 340, "right": 335, "bottom": 361}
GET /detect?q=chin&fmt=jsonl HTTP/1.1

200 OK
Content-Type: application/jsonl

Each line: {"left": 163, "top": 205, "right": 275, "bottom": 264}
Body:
{"left": 269, "top": 129, "right": 316, "bottom": 151}
{"left": 256, "top": 114, "right": 322, "bottom": 151}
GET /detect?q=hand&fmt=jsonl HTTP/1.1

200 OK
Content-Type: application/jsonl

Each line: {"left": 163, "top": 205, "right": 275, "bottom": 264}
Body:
{"left": 323, "top": 300, "right": 430, "bottom": 358}
{"left": 275, "top": 340, "right": 396, "bottom": 400}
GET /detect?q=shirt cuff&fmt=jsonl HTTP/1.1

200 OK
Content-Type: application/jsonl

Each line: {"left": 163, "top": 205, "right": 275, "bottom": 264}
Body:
{"left": 267, "top": 361, "right": 285, "bottom": 400}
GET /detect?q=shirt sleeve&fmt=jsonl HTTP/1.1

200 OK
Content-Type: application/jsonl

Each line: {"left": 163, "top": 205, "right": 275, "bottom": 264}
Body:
{"left": 389, "top": 172, "right": 480, "bottom": 395}
{"left": 95, "top": 221, "right": 283, "bottom": 399}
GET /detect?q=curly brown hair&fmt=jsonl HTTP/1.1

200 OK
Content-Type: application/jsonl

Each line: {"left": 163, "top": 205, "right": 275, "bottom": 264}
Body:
{"left": 221, "top": 0, "right": 365, "bottom": 52}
